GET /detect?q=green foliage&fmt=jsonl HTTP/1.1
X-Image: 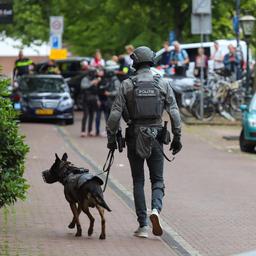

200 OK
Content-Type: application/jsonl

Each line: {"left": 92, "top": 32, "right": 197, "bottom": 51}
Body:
{"left": 0, "top": 75, "right": 29, "bottom": 208}
{"left": 1, "top": 0, "right": 256, "bottom": 56}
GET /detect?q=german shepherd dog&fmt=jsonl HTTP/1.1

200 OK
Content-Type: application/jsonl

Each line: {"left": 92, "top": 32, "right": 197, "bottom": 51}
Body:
{"left": 42, "top": 153, "right": 111, "bottom": 239}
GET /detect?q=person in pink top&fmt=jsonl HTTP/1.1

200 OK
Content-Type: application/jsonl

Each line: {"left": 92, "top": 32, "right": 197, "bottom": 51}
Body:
{"left": 90, "top": 50, "right": 105, "bottom": 67}
{"left": 194, "top": 47, "right": 208, "bottom": 79}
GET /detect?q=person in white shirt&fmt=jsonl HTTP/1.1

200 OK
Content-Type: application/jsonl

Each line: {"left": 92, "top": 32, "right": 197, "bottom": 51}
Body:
{"left": 211, "top": 41, "right": 224, "bottom": 70}
{"left": 124, "top": 44, "right": 134, "bottom": 66}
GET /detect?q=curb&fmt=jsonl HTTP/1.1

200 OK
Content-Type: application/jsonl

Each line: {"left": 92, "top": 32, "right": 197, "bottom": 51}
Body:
{"left": 182, "top": 117, "right": 241, "bottom": 126}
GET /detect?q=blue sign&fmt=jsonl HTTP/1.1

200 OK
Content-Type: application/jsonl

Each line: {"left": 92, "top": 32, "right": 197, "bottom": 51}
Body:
{"left": 50, "top": 34, "right": 62, "bottom": 49}
{"left": 169, "top": 31, "right": 176, "bottom": 45}
{"left": 233, "top": 16, "right": 239, "bottom": 34}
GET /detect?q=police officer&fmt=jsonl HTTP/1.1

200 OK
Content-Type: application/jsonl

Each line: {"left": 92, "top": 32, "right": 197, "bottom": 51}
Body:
{"left": 106, "top": 46, "right": 182, "bottom": 238}
{"left": 80, "top": 68, "right": 99, "bottom": 137}
{"left": 96, "top": 68, "right": 121, "bottom": 136}
{"left": 13, "top": 50, "right": 34, "bottom": 79}
{"left": 40, "top": 59, "right": 61, "bottom": 75}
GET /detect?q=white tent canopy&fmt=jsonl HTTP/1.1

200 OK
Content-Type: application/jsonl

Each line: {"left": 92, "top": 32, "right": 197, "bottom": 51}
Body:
{"left": 0, "top": 37, "right": 50, "bottom": 57}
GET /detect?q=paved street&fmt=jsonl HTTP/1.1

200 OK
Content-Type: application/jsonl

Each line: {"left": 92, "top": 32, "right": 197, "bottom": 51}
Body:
{"left": 1, "top": 112, "right": 256, "bottom": 256}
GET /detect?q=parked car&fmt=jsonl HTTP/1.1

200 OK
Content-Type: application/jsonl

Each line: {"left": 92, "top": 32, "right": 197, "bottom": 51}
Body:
{"left": 12, "top": 74, "right": 74, "bottom": 124}
{"left": 239, "top": 93, "right": 256, "bottom": 152}
{"left": 35, "top": 57, "right": 91, "bottom": 109}
{"left": 35, "top": 57, "right": 91, "bottom": 77}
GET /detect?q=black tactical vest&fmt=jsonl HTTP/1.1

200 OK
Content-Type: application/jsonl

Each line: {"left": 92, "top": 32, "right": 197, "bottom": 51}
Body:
{"left": 130, "top": 76, "right": 163, "bottom": 121}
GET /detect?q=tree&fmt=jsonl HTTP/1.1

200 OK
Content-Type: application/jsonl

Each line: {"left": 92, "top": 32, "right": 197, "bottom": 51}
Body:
{"left": 0, "top": 71, "right": 29, "bottom": 208}
{"left": 1, "top": 0, "right": 256, "bottom": 56}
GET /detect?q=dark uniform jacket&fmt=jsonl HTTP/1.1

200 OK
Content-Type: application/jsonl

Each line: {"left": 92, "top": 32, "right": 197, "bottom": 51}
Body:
{"left": 14, "top": 58, "right": 33, "bottom": 77}
{"left": 106, "top": 67, "right": 181, "bottom": 142}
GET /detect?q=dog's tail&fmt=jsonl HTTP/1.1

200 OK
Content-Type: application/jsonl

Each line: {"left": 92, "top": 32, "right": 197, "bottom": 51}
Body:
{"left": 92, "top": 191, "right": 112, "bottom": 212}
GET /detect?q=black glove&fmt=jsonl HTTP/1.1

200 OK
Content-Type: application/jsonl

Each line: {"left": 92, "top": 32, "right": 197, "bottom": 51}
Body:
{"left": 170, "top": 136, "right": 182, "bottom": 155}
{"left": 107, "top": 141, "right": 117, "bottom": 151}
{"left": 107, "top": 131, "right": 117, "bottom": 151}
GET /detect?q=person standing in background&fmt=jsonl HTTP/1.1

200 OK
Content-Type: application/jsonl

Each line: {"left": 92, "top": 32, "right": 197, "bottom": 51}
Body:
{"left": 223, "top": 44, "right": 241, "bottom": 80}
{"left": 211, "top": 41, "right": 224, "bottom": 71}
{"left": 170, "top": 41, "right": 189, "bottom": 76}
{"left": 124, "top": 45, "right": 134, "bottom": 67}
{"left": 159, "top": 41, "right": 171, "bottom": 67}
{"left": 13, "top": 50, "right": 34, "bottom": 79}
{"left": 115, "top": 55, "right": 130, "bottom": 82}
{"left": 90, "top": 50, "right": 105, "bottom": 68}
{"left": 158, "top": 41, "right": 172, "bottom": 76}
{"left": 80, "top": 69, "right": 100, "bottom": 137}
{"left": 194, "top": 47, "right": 208, "bottom": 80}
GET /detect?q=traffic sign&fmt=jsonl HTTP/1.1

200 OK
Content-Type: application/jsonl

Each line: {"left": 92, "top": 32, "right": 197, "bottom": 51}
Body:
{"left": 50, "top": 16, "right": 64, "bottom": 34}
{"left": 192, "top": 0, "right": 211, "bottom": 14}
{"left": 191, "top": 14, "right": 212, "bottom": 35}
{"left": 233, "top": 16, "right": 239, "bottom": 34}
{"left": 50, "top": 34, "right": 62, "bottom": 49}
{"left": 169, "top": 31, "right": 176, "bottom": 45}
{"left": 50, "top": 49, "right": 67, "bottom": 60}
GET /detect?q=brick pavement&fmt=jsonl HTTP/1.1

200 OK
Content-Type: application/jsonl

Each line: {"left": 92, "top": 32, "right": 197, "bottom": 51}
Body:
{"left": 1, "top": 112, "right": 256, "bottom": 256}
{"left": 0, "top": 123, "right": 177, "bottom": 256}
{"left": 61, "top": 112, "right": 256, "bottom": 256}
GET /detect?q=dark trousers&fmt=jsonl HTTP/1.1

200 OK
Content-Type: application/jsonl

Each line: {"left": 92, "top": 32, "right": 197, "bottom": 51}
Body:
{"left": 194, "top": 67, "right": 208, "bottom": 80}
{"left": 95, "top": 101, "right": 110, "bottom": 135}
{"left": 81, "top": 100, "right": 98, "bottom": 133}
{"left": 127, "top": 142, "right": 165, "bottom": 227}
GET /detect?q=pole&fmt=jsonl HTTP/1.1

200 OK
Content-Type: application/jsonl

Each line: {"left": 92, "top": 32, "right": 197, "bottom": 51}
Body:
{"left": 200, "top": 14, "right": 204, "bottom": 120}
{"left": 254, "top": 59, "right": 256, "bottom": 93}
{"left": 235, "top": 0, "right": 242, "bottom": 81}
{"left": 236, "top": 0, "right": 240, "bottom": 48}
{"left": 246, "top": 38, "right": 250, "bottom": 99}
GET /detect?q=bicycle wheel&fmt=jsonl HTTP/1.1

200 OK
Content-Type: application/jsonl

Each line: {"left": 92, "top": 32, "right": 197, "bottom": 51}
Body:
{"left": 193, "top": 98, "right": 215, "bottom": 121}
{"left": 180, "top": 107, "right": 194, "bottom": 118}
{"left": 229, "top": 89, "right": 245, "bottom": 120}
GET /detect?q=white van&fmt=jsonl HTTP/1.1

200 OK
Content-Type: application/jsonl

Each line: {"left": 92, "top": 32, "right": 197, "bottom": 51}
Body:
{"left": 155, "top": 39, "right": 250, "bottom": 77}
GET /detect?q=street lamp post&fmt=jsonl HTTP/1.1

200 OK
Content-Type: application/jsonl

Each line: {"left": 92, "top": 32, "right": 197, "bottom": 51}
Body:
{"left": 240, "top": 15, "right": 256, "bottom": 100}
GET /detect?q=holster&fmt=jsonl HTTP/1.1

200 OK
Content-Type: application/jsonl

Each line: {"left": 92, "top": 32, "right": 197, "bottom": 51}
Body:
{"left": 157, "top": 121, "right": 171, "bottom": 145}
{"left": 125, "top": 126, "right": 134, "bottom": 143}
{"left": 158, "top": 128, "right": 171, "bottom": 145}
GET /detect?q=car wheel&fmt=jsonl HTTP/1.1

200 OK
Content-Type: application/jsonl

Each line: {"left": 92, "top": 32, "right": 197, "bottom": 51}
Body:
{"left": 65, "top": 118, "right": 74, "bottom": 125}
{"left": 239, "top": 130, "right": 255, "bottom": 153}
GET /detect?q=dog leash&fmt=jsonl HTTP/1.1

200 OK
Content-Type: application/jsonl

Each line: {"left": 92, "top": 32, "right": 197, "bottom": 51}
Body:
{"left": 153, "top": 139, "right": 175, "bottom": 163}
{"left": 101, "top": 149, "right": 115, "bottom": 192}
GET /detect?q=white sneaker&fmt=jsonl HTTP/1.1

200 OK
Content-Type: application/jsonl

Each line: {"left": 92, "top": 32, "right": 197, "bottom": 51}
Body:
{"left": 150, "top": 209, "right": 163, "bottom": 236}
{"left": 133, "top": 226, "right": 148, "bottom": 238}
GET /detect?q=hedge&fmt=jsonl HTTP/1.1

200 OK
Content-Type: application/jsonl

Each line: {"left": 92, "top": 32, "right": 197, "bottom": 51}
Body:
{"left": 0, "top": 73, "right": 29, "bottom": 208}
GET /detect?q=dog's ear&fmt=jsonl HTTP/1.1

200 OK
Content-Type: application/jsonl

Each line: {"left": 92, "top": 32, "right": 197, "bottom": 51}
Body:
{"left": 55, "top": 153, "right": 60, "bottom": 161}
{"left": 62, "top": 153, "right": 68, "bottom": 161}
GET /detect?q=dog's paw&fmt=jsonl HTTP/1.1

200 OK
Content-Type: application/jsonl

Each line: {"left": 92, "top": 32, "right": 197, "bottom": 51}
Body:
{"left": 68, "top": 222, "right": 76, "bottom": 229}
{"left": 99, "top": 234, "right": 106, "bottom": 240}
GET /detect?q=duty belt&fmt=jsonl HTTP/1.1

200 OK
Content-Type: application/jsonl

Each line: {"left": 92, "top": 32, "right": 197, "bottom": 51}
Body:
{"left": 130, "top": 118, "right": 162, "bottom": 126}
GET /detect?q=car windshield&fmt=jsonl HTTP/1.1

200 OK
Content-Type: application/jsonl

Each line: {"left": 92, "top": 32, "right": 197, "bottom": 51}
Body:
{"left": 20, "top": 77, "right": 66, "bottom": 93}
{"left": 249, "top": 94, "right": 256, "bottom": 111}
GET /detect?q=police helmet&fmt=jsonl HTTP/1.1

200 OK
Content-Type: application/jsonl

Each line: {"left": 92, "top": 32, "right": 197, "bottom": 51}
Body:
{"left": 130, "top": 46, "right": 155, "bottom": 68}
